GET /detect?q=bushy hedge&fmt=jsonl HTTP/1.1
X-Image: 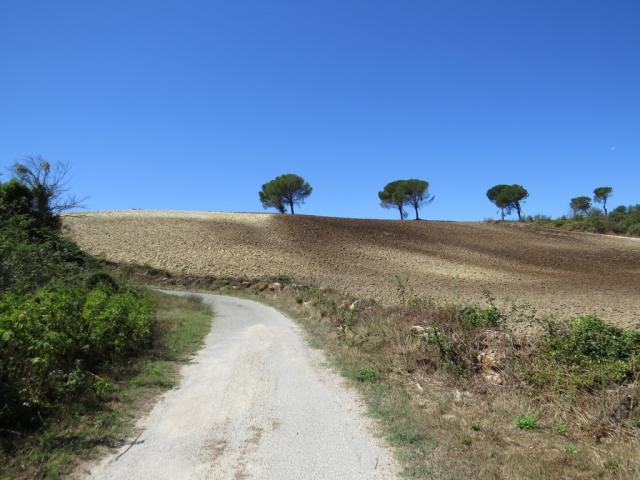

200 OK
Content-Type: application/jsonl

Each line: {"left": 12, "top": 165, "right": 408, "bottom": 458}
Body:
{"left": 0, "top": 283, "right": 154, "bottom": 429}
{"left": 0, "top": 177, "right": 156, "bottom": 433}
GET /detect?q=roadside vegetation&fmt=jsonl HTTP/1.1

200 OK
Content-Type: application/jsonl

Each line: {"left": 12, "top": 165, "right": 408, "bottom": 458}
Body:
{"left": 0, "top": 159, "right": 212, "bottom": 478}
{"left": 118, "top": 266, "right": 640, "bottom": 479}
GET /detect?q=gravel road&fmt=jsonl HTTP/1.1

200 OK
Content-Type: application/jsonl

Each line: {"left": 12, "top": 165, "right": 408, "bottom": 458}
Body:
{"left": 85, "top": 292, "right": 398, "bottom": 480}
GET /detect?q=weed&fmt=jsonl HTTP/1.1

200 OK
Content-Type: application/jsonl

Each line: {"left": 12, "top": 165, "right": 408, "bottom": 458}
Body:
{"left": 605, "top": 457, "right": 619, "bottom": 472}
{"left": 470, "top": 421, "right": 481, "bottom": 431}
{"left": 515, "top": 414, "right": 540, "bottom": 430}
{"left": 312, "top": 295, "right": 337, "bottom": 317}
{"left": 356, "top": 367, "right": 377, "bottom": 383}
{"left": 553, "top": 421, "right": 567, "bottom": 434}
{"left": 563, "top": 443, "right": 577, "bottom": 454}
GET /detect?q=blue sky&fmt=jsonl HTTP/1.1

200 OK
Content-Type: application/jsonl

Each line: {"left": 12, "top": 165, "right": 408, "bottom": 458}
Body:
{"left": 1, "top": 0, "right": 638, "bottom": 220}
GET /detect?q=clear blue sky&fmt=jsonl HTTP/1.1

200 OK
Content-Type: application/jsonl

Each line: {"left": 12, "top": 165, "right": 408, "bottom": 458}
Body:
{"left": 1, "top": 1, "right": 638, "bottom": 220}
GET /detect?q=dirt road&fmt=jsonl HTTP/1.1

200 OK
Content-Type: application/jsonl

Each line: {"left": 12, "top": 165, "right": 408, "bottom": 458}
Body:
{"left": 85, "top": 292, "right": 398, "bottom": 480}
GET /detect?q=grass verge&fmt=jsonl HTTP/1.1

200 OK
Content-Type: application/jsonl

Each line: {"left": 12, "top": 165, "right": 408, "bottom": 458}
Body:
{"left": 0, "top": 291, "right": 212, "bottom": 480}
{"left": 110, "top": 264, "right": 640, "bottom": 479}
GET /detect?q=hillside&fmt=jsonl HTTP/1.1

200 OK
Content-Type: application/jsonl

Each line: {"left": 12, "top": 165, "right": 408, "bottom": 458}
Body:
{"left": 64, "top": 210, "right": 640, "bottom": 326}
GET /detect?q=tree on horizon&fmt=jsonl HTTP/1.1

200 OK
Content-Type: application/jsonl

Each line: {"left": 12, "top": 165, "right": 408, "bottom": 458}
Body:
{"left": 487, "top": 184, "right": 529, "bottom": 221}
{"left": 570, "top": 196, "right": 592, "bottom": 217}
{"left": 593, "top": 186, "right": 613, "bottom": 215}
{"left": 378, "top": 179, "right": 434, "bottom": 220}
{"left": 259, "top": 174, "right": 312, "bottom": 214}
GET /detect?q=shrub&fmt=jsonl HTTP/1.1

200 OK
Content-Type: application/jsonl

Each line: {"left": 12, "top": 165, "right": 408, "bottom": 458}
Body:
{"left": 456, "top": 304, "right": 502, "bottom": 329}
{"left": 0, "top": 285, "right": 154, "bottom": 430}
{"left": 548, "top": 315, "right": 639, "bottom": 366}
{"left": 533, "top": 315, "right": 640, "bottom": 391}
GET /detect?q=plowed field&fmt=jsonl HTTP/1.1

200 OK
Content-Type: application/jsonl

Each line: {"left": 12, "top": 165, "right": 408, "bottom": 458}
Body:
{"left": 64, "top": 211, "right": 640, "bottom": 326}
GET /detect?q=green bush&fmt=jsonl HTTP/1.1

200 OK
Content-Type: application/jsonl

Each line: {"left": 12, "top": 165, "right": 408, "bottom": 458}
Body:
{"left": 456, "top": 304, "right": 502, "bottom": 329}
{"left": 548, "top": 315, "right": 640, "bottom": 365}
{"left": 538, "top": 315, "right": 640, "bottom": 389}
{"left": 0, "top": 173, "right": 158, "bottom": 436}
{"left": 0, "top": 285, "right": 154, "bottom": 429}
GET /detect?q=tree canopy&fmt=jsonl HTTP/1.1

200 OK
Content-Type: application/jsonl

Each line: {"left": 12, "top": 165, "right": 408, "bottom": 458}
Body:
{"left": 486, "top": 184, "right": 511, "bottom": 220}
{"left": 378, "top": 179, "right": 434, "bottom": 220}
{"left": 487, "top": 184, "right": 529, "bottom": 221}
{"left": 259, "top": 174, "right": 312, "bottom": 214}
{"left": 593, "top": 186, "right": 613, "bottom": 215}
{"left": 378, "top": 180, "right": 407, "bottom": 219}
{"left": 570, "top": 196, "right": 592, "bottom": 217}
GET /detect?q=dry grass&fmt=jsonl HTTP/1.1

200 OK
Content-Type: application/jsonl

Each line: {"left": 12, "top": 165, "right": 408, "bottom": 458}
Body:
{"left": 101, "top": 260, "right": 640, "bottom": 479}
{"left": 65, "top": 210, "right": 640, "bottom": 327}
{"left": 112, "top": 264, "right": 639, "bottom": 480}
{"left": 224, "top": 279, "right": 640, "bottom": 479}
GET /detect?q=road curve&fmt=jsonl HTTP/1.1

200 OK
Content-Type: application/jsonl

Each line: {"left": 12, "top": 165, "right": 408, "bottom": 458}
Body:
{"left": 85, "top": 292, "right": 399, "bottom": 480}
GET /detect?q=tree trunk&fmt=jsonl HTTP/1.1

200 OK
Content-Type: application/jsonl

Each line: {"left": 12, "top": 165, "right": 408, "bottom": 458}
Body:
{"left": 516, "top": 202, "right": 522, "bottom": 221}
{"left": 500, "top": 208, "right": 505, "bottom": 221}
{"left": 414, "top": 205, "right": 419, "bottom": 220}
{"left": 604, "top": 199, "right": 608, "bottom": 215}
{"left": 398, "top": 205, "right": 403, "bottom": 220}
{"left": 290, "top": 200, "right": 295, "bottom": 215}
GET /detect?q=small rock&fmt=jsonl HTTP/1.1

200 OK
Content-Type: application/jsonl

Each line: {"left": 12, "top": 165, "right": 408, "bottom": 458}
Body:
{"left": 411, "top": 325, "right": 426, "bottom": 335}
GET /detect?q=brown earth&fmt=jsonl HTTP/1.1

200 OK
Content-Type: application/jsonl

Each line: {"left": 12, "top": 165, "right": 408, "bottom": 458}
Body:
{"left": 64, "top": 210, "right": 640, "bottom": 327}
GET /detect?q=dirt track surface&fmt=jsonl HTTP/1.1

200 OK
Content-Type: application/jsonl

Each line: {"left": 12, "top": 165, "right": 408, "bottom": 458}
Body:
{"left": 65, "top": 210, "right": 640, "bottom": 326}
{"left": 86, "top": 292, "right": 398, "bottom": 480}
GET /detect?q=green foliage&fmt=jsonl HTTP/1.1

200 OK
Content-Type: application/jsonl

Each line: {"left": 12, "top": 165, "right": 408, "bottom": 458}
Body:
{"left": 553, "top": 421, "right": 567, "bottom": 433}
{"left": 526, "top": 201, "right": 640, "bottom": 238}
{"left": 258, "top": 173, "right": 312, "bottom": 214}
{"left": 0, "top": 285, "right": 154, "bottom": 429}
{"left": 379, "top": 179, "right": 434, "bottom": 220}
{"left": 0, "top": 172, "right": 156, "bottom": 434}
{"left": 487, "top": 184, "right": 529, "bottom": 220}
{"left": 312, "top": 295, "right": 337, "bottom": 317}
{"left": 532, "top": 315, "right": 640, "bottom": 392}
{"left": 379, "top": 180, "right": 409, "bottom": 219}
{"left": 456, "top": 304, "right": 502, "bottom": 329}
{"left": 355, "top": 366, "right": 377, "bottom": 382}
{"left": 514, "top": 414, "right": 540, "bottom": 430}
{"left": 570, "top": 196, "right": 592, "bottom": 217}
{"left": 593, "top": 186, "right": 613, "bottom": 214}
{"left": 548, "top": 315, "right": 639, "bottom": 366}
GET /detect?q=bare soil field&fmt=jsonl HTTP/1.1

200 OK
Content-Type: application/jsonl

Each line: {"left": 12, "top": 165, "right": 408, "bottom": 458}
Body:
{"left": 64, "top": 210, "right": 640, "bottom": 327}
